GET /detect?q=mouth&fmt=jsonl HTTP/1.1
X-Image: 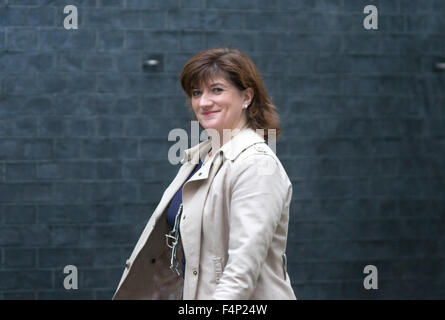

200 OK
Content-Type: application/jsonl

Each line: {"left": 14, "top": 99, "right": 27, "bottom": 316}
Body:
{"left": 202, "top": 110, "right": 220, "bottom": 115}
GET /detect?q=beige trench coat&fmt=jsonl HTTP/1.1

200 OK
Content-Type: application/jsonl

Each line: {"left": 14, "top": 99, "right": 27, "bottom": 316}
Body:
{"left": 112, "top": 127, "right": 296, "bottom": 300}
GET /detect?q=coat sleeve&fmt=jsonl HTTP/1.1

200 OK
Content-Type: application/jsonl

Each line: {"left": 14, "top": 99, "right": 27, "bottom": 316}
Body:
{"left": 212, "top": 153, "right": 287, "bottom": 300}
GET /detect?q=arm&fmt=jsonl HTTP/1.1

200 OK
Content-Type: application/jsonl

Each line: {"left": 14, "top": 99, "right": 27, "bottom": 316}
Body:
{"left": 212, "top": 153, "right": 286, "bottom": 300}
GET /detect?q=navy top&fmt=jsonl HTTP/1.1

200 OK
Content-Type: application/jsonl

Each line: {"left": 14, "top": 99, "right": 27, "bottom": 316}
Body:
{"left": 166, "top": 158, "right": 204, "bottom": 278}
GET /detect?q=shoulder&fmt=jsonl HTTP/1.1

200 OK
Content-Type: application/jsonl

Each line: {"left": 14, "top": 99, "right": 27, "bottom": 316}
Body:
{"left": 227, "top": 142, "right": 290, "bottom": 188}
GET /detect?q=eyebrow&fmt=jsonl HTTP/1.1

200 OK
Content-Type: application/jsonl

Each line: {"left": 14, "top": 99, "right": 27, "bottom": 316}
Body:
{"left": 209, "top": 82, "right": 227, "bottom": 87}
{"left": 191, "top": 82, "right": 227, "bottom": 90}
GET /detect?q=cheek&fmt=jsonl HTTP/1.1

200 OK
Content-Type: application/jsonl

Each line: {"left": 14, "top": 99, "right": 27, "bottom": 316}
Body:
{"left": 191, "top": 101, "right": 199, "bottom": 113}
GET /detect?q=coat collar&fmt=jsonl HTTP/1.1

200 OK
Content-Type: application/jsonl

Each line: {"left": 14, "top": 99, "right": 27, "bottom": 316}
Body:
{"left": 183, "top": 126, "right": 266, "bottom": 165}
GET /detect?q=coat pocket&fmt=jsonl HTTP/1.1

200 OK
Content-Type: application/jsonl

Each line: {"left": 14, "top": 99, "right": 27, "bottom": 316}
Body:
{"left": 282, "top": 253, "right": 287, "bottom": 280}
{"left": 213, "top": 257, "right": 223, "bottom": 284}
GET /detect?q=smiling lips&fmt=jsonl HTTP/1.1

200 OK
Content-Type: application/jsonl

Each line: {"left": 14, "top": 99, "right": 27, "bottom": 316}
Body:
{"left": 202, "top": 110, "right": 220, "bottom": 115}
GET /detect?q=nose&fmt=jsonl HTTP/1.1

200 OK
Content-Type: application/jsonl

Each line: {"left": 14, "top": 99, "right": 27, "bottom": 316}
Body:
{"left": 198, "top": 91, "right": 213, "bottom": 109}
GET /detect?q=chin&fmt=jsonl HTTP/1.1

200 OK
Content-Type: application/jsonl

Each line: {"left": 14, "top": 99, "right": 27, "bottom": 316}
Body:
{"left": 200, "top": 121, "right": 221, "bottom": 130}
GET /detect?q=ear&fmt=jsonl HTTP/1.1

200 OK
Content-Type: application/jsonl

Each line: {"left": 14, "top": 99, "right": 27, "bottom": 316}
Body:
{"left": 243, "top": 87, "right": 254, "bottom": 106}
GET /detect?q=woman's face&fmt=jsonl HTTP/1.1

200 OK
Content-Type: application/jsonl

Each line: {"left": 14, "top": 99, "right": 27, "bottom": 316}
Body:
{"left": 190, "top": 76, "right": 253, "bottom": 141}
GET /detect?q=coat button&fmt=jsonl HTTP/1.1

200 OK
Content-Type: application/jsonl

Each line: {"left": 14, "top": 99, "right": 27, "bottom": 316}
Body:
{"left": 125, "top": 259, "right": 131, "bottom": 269}
{"left": 193, "top": 270, "right": 198, "bottom": 276}
{"left": 182, "top": 215, "right": 186, "bottom": 220}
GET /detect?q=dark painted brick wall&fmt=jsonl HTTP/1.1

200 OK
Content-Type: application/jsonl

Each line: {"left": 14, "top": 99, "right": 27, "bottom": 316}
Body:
{"left": 0, "top": 0, "right": 444, "bottom": 299}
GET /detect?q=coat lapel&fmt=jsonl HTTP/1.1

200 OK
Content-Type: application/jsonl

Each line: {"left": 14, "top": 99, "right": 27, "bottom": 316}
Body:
{"left": 129, "top": 139, "right": 212, "bottom": 261}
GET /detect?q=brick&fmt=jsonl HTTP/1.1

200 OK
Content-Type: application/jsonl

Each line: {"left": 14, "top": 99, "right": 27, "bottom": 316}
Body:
{"left": 54, "top": 52, "right": 83, "bottom": 72}
{"left": 80, "top": 138, "right": 138, "bottom": 159}
{"left": 52, "top": 182, "right": 92, "bottom": 203}
{"left": 94, "top": 289, "right": 116, "bottom": 300}
{"left": 82, "top": 267, "right": 122, "bottom": 289}
{"left": 37, "top": 205, "right": 94, "bottom": 223}
{"left": 97, "top": 74, "right": 127, "bottom": 93}
{"left": 257, "top": 0, "right": 278, "bottom": 10}
{"left": 400, "top": 0, "right": 435, "bottom": 12}
{"left": 5, "top": 28, "right": 38, "bottom": 50}
{"left": 68, "top": 118, "right": 96, "bottom": 137}
{"left": 96, "top": 160, "right": 123, "bottom": 179}
{"left": 22, "top": 139, "right": 52, "bottom": 160}
{"left": 53, "top": 138, "right": 81, "bottom": 159}
{"left": 119, "top": 203, "right": 153, "bottom": 224}
{"left": 179, "top": 31, "right": 207, "bottom": 52}
{"left": 94, "top": 204, "right": 121, "bottom": 223}
{"left": 140, "top": 139, "right": 182, "bottom": 162}
{"left": 0, "top": 270, "right": 53, "bottom": 290}
{"left": 113, "top": 96, "right": 140, "bottom": 115}
{"left": 37, "top": 117, "right": 68, "bottom": 137}
{"left": 124, "top": 116, "right": 167, "bottom": 137}
{"left": 0, "top": 225, "right": 51, "bottom": 247}
{"left": 38, "top": 29, "right": 96, "bottom": 51}
{"left": 3, "top": 205, "right": 36, "bottom": 224}
{"left": 38, "top": 248, "right": 94, "bottom": 268}
{"left": 206, "top": 31, "right": 255, "bottom": 53}
{"left": 62, "top": 94, "right": 96, "bottom": 119}
{"left": 141, "top": 182, "right": 173, "bottom": 201}
{"left": 48, "top": 0, "right": 97, "bottom": 7}
{"left": 351, "top": 56, "right": 420, "bottom": 75}
{"left": 0, "top": 117, "right": 37, "bottom": 137}
{"left": 89, "top": 182, "right": 139, "bottom": 203}
{"left": 166, "top": 9, "right": 202, "bottom": 30}
{"left": 5, "top": 163, "right": 37, "bottom": 181}
{"left": 206, "top": 0, "right": 257, "bottom": 10}
{"left": 98, "top": 29, "right": 125, "bottom": 50}
{"left": 49, "top": 226, "right": 81, "bottom": 246}
{"left": 3, "top": 75, "right": 43, "bottom": 95}
{"left": 81, "top": 225, "right": 138, "bottom": 246}
{"left": 96, "top": 117, "right": 124, "bottom": 137}
{"left": 98, "top": 0, "right": 123, "bottom": 7}
{"left": 126, "top": 30, "right": 180, "bottom": 51}
{"left": 0, "top": 183, "right": 52, "bottom": 203}
{"left": 343, "top": 0, "right": 399, "bottom": 13}
{"left": 127, "top": 0, "right": 180, "bottom": 9}
{"left": 245, "top": 12, "right": 289, "bottom": 32}
{"left": 83, "top": 53, "right": 115, "bottom": 72}
{"left": 282, "top": 34, "right": 342, "bottom": 53}
{"left": 41, "top": 74, "right": 96, "bottom": 94}
{"left": 114, "top": 52, "right": 142, "bottom": 72}
{"left": 341, "top": 76, "right": 380, "bottom": 95}
{"left": 3, "top": 291, "right": 36, "bottom": 299}
{"left": 123, "top": 160, "right": 157, "bottom": 180}
{"left": 38, "top": 161, "right": 96, "bottom": 180}
{"left": 23, "top": 96, "right": 55, "bottom": 115}
{"left": 180, "top": 0, "right": 205, "bottom": 9}
{"left": 139, "top": 95, "right": 189, "bottom": 117}
{"left": 4, "top": 249, "right": 36, "bottom": 268}
{"left": 92, "top": 247, "right": 124, "bottom": 267}
{"left": 126, "top": 0, "right": 161, "bottom": 9}
{"left": 0, "top": 6, "right": 56, "bottom": 27}
{"left": 1, "top": 52, "right": 33, "bottom": 74}
{"left": 140, "top": 9, "right": 165, "bottom": 29}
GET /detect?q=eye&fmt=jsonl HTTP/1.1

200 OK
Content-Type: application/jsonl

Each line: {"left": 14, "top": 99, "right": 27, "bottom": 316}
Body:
{"left": 191, "top": 90, "right": 201, "bottom": 97}
{"left": 213, "top": 87, "right": 223, "bottom": 93}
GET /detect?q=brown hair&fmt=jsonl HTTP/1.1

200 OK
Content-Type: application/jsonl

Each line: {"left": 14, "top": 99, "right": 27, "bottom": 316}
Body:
{"left": 179, "top": 47, "right": 281, "bottom": 142}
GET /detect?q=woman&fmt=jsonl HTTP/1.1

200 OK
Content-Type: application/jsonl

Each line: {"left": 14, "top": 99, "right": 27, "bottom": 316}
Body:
{"left": 112, "top": 48, "right": 296, "bottom": 300}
